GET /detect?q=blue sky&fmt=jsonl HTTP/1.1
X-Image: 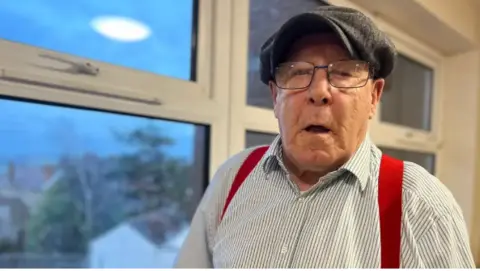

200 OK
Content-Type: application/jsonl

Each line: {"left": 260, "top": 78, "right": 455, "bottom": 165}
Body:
{"left": 0, "top": 99, "right": 197, "bottom": 166}
{"left": 0, "top": 0, "right": 198, "bottom": 166}
{"left": 0, "top": 0, "right": 193, "bottom": 79}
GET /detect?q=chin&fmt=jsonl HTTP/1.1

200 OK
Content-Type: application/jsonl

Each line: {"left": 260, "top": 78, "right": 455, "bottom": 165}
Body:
{"left": 286, "top": 143, "right": 337, "bottom": 170}
{"left": 283, "top": 132, "right": 345, "bottom": 168}
{"left": 298, "top": 148, "right": 335, "bottom": 168}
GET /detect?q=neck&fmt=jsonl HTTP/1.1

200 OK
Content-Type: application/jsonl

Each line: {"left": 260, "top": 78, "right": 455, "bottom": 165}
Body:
{"left": 283, "top": 151, "right": 347, "bottom": 190}
{"left": 283, "top": 134, "right": 367, "bottom": 190}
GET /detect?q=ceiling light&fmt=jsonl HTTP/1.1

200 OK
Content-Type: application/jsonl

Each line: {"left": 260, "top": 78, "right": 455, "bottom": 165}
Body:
{"left": 90, "top": 16, "right": 151, "bottom": 42}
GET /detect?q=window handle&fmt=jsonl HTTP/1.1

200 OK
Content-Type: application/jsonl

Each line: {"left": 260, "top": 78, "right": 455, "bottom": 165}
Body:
{"left": 36, "top": 53, "right": 100, "bottom": 76}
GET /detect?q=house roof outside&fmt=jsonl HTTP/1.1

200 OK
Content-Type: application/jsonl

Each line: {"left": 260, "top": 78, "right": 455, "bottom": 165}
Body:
{"left": 129, "top": 208, "right": 188, "bottom": 248}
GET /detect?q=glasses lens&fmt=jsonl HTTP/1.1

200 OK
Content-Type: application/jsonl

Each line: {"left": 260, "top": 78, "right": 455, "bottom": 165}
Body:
{"left": 275, "top": 62, "right": 314, "bottom": 89}
{"left": 328, "top": 60, "right": 370, "bottom": 88}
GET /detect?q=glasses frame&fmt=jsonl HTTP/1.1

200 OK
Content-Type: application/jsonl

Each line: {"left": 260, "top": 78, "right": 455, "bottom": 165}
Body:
{"left": 273, "top": 60, "right": 374, "bottom": 90}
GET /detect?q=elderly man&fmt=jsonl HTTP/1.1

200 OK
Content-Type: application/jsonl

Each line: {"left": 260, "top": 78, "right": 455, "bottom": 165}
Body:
{"left": 175, "top": 5, "right": 475, "bottom": 269}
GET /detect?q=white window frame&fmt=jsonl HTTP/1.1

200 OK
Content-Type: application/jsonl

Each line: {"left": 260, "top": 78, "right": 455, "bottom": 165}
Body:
{"left": 370, "top": 17, "right": 444, "bottom": 155}
{"left": 229, "top": 0, "right": 444, "bottom": 165}
{"left": 0, "top": 0, "right": 232, "bottom": 179}
{"left": 228, "top": 0, "right": 279, "bottom": 155}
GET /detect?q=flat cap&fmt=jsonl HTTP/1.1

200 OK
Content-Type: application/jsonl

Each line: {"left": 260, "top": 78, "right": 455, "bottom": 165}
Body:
{"left": 259, "top": 5, "right": 397, "bottom": 84}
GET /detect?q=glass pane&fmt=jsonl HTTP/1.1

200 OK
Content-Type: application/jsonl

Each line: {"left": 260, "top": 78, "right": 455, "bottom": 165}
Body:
{"left": 245, "top": 131, "right": 278, "bottom": 148}
{"left": 0, "top": 97, "right": 208, "bottom": 268}
{"left": 0, "top": 0, "right": 197, "bottom": 81}
{"left": 380, "top": 54, "right": 434, "bottom": 130}
{"left": 379, "top": 147, "right": 435, "bottom": 175}
{"left": 247, "top": 0, "right": 330, "bottom": 109}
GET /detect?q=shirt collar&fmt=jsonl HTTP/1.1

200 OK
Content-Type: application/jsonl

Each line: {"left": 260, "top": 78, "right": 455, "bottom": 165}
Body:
{"left": 262, "top": 135, "right": 287, "bottom": 173}
{"left": 340, "top": 137, "right": 372, "bottom": 191}
{"left": 261, "top": 135, "right": 373, "bottom": 191}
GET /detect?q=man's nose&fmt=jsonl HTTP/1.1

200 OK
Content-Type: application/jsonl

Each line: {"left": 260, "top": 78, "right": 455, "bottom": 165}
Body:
{"left": 308, "top": 69, "right": 333, "bottom": 106}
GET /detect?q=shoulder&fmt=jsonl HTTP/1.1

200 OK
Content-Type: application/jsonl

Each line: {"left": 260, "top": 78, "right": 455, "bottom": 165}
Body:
{"left": 401, "top": 161, "right": 465, "bottom": 227}
{"left": 198, "top": 146, "right": 265, "bottom": 216}
{"left": 401, "top": 162, "right": 474, "bottom": 267}
{"left": 195, "top": 146, "right": 268, "bottom": 247}
{"left": 210, "top": 146, "right": 263, "bottom": 190}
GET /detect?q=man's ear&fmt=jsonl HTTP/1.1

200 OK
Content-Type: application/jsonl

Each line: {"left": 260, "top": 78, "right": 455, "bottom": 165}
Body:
{"left": 269, "top": 81, "right": 280, "bottom": 119}
{"left": 369, "top": 78, "right": 385, "bottom": 119}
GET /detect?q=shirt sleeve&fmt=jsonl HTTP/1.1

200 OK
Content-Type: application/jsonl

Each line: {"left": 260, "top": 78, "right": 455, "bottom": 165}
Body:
{"left": 416, "top": 212, "right": 475, "bottom": 268}
{"left": 174, "top": 206, "right": 213, "bottom": 268}
{"left": 174, "top": 148, "right": 270, "bottom": 268}
{"left": 400, "top": 162, "right": 476, "bottom": 268}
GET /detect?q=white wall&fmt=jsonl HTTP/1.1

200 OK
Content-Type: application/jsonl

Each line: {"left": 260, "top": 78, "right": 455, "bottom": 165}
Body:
{"left": 413, "top": 0, "right": 477, "bottom": 43}
{"left": 438, "top": 50, "right": 479, "bottom": 231}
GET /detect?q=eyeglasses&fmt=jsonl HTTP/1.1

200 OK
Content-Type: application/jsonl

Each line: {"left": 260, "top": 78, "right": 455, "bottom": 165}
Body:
{"left": 274, "top": 60, "right": 372, "bottom": 90}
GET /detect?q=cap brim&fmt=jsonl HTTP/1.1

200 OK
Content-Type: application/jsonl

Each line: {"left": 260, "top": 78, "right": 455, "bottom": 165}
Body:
{"left": 270, "top": 13, "right": 358, "bottom": 77}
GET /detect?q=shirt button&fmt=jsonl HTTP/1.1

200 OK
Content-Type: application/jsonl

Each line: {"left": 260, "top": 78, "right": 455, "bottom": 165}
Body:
{"left": 281, "top": 245, "right": 288, "bottom": 254}
{"left": 298, "top": 197, "right": 304, "bottom": 202}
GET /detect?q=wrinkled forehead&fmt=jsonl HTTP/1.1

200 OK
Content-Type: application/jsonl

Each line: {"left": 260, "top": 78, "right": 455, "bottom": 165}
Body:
{"left": 284, "top": 33, "right": 352, "bottom": 63}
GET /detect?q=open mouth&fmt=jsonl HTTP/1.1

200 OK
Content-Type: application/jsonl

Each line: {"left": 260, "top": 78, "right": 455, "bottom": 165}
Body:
{"left": 305, "top": 125, "right": 331, "bottom": 134}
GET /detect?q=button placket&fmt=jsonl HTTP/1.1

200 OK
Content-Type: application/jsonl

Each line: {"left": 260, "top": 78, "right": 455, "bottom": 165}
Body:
{"left": 274, "top": 194, "right": 311, "bottom": 267}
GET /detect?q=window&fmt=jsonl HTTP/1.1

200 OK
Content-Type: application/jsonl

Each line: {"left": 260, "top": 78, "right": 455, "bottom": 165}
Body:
{"left": 0, "top": 97, "right": 208, "bottom": 268}
{"left": 245, "top": 131, "right": 278, "bottom": 148}
{"left": 380, "top": 54, "right": 434, "bottom": 131}
{"left": 0, "top": 0, "right": 452, "bottom": 268}
{"left": 379, "top": 146, "right": 435, "bottom": 175}
{"left": 247, "top": 0, "right": 330, "bottom": 109}
{"left": 0, "top": 0, "right": 197, "bottom": 81}
{"left": 0, "top": 2, "right": 228, "bottom": 267}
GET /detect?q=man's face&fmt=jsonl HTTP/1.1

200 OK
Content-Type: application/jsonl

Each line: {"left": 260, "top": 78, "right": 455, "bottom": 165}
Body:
{"left": 269, "top": 33, "right": 384, "bottom": 173}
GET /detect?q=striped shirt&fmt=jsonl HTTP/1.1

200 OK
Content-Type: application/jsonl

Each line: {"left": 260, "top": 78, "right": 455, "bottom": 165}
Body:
{"left": 175, "top": 135, "right": 475, "bottom": 268}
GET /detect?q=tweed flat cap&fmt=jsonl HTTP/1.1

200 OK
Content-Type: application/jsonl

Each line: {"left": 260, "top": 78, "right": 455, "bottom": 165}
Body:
{"left": 259, "top": 5, "right": 397, "bottom": 84}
